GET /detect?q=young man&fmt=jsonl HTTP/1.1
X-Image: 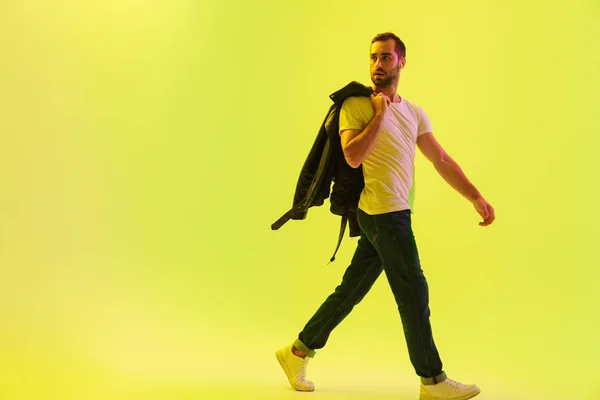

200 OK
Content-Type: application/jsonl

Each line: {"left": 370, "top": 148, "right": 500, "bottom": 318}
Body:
{"left": 276, "top": 32, "right": 495, "bottom": 400}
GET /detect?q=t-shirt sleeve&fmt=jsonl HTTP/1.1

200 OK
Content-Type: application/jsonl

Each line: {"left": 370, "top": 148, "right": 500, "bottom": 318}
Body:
{"left": 417, "top": 106, "right": 433, "bottom": 136}
{"left": 339, "top": 97, "right": 368, "bottom": 134}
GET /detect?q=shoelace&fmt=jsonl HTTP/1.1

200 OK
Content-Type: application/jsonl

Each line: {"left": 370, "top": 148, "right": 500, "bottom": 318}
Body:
{"left": 443, "top": 379, "right": 463, "bottom": 389}
{"left": 298, "top": 359, "right": 309, "bottom": 379}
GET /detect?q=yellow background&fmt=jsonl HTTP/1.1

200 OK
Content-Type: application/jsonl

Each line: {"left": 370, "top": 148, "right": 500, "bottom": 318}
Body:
{"left": 1, "top": 0, "right": 599, "bottom": 399}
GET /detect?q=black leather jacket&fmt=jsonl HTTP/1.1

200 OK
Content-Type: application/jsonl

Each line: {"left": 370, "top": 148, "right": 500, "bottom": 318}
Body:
{"left": 271, "top": 81, "right": 373, "bottom": 263}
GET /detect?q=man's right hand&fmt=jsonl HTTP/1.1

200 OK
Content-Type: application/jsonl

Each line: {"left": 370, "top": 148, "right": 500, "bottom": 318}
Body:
{"left": 370, "top": 92, "right": 391, "bottom": 115}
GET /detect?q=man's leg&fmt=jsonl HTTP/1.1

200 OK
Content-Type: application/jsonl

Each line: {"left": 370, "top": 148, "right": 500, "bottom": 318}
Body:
{"left": 366, "top": 209, "right": 481, "bottom": 399}
{"left": 276, "top": 228, "right": 382, "bottom": 391}
{"left": 296, "top": 231, "right": 383, "bottom": 356}
{"left": 364, "top": 209, "right": 444, "bottom": 381}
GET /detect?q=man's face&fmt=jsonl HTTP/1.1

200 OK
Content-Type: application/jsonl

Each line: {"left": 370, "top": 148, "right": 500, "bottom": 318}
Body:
{"left": 370, "top": 39, "right": 403, "bottom": 88}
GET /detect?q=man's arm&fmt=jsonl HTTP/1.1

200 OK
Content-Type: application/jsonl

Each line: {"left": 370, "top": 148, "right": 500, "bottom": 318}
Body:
{"left": 417, "top": 132, "right": 495, "bottom": 225}
{"left": 340, "top": 111, "right": 386, "bottom": 168}
{"left": 340, "top": 93, "right": 390, "bottom": 168}
{"left": 416, "top": 132, "right": 480, "bottom": 201}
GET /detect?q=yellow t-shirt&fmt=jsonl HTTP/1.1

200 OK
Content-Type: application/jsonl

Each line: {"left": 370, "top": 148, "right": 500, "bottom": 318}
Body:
{"left": 338, "top": 96, "right": 433, "bottom": 215}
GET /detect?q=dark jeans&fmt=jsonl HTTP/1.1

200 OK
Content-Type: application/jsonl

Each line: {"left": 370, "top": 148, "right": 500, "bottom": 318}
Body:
{"left": 295, "top": 208, "right": 446, "bottom": 384}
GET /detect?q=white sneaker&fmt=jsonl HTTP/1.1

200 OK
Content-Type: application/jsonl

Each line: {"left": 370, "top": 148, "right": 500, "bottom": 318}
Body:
{"left": 420, "top": 377, "right": 481, "bottom": 400}
{"left": 275, "top": 344, "right": 315, "bottom": 391}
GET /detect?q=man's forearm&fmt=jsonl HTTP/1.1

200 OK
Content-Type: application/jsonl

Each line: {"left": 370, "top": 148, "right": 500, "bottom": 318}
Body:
{"left": 345, "top": 112, "right": 386, "bottom": 168}
{"left": 434, "top": 156, "right": 482, "bottom": 202}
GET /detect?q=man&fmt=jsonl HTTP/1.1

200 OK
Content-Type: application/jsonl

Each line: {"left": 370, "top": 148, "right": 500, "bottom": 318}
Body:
{"left": 276, "top": 32, "right": 495, "bottom": 400}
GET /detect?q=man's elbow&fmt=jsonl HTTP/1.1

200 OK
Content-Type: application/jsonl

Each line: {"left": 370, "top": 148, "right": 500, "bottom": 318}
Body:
{"left": 345, "top": 155, "right": 361, "bottom": 169}
{"left": 342, "top": 149, "right": 360, "bottom": 168}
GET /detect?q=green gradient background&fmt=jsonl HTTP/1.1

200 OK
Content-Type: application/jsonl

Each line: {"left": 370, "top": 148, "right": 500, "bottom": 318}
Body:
{"left": 1, "top": 1, "right": 599, "bottom": 399}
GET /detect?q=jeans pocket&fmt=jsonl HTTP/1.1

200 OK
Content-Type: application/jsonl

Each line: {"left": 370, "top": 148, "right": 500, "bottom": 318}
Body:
{"left": 358, "top": 209, "right": 380, "bottom": 245}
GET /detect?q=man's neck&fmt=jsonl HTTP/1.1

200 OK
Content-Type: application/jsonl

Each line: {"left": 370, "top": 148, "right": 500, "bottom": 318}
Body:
{"left": 372, "top": 84, "right": 401, "bottom": 103}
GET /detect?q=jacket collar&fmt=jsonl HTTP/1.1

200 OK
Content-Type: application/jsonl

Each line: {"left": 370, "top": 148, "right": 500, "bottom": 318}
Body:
{"left": 329, "top": 81, "right": 373, "bottom": 104}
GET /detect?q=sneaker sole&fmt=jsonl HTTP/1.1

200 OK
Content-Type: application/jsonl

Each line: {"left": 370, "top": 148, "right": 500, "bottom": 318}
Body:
{"left": 275, "top": 349, "right": 314, "bottom": 392}
{"left": 420, "top": 387, "right": 481, "bottom": 400}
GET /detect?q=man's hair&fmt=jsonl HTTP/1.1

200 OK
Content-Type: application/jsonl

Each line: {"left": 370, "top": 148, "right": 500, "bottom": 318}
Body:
{"left": 371, "top": 32, "right": 406, "bottom": 59}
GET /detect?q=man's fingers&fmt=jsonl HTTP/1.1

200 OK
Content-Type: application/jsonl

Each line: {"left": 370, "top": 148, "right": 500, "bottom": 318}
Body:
{"left": 476, "top": 203, "right": 492, "bottom": 226}
{"left": 487, "top": 205, "right": 495, "bottom": 223}
{"left": 479, "top": 205, "right": 489, "bottom": 220}
{"left": 478, "top": 204, "right": 495, "bottom": 226}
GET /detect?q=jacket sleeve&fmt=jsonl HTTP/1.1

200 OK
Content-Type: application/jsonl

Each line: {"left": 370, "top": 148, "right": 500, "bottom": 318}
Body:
{"left": 290, "top": 105, "right": 335, "bottom": 219}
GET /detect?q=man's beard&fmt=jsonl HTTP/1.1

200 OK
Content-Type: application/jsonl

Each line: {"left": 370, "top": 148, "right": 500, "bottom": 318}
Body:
{"left": 371, "top": 67, "right": 399, "bottom": 88}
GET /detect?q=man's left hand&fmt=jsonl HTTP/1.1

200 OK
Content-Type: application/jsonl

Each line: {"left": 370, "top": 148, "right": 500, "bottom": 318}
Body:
{"left": 473, "top": 196, "right": 495, "bottom": 226}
